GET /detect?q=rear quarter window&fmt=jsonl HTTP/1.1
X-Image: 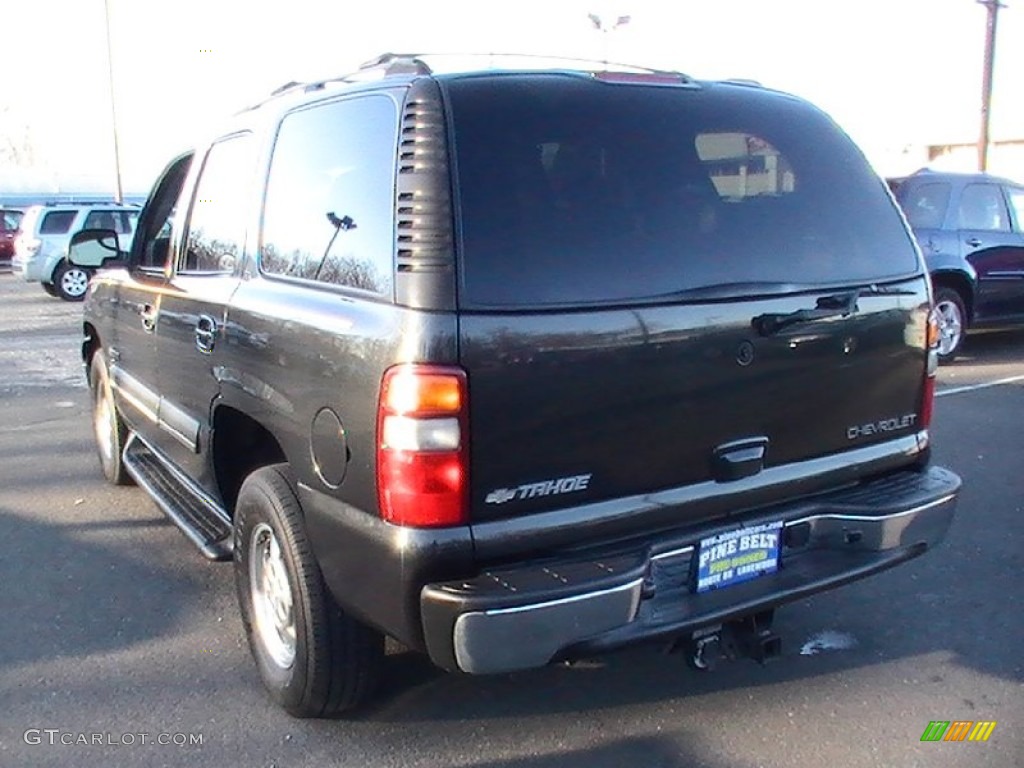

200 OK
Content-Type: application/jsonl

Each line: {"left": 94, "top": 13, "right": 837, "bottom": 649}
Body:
{"left": 260, "top": 94, "right": 398, "bottom": 295}
{"left": 39, "top": 211, "right": 76, "bottom": 234}
{"left": 447, "top": 77, "right": 920, "bottom": 308}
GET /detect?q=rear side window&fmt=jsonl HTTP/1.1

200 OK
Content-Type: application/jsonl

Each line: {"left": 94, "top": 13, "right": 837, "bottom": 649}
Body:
{"left": 84, "top": 210, "right": 137, "bottom": 235}
{"left": 447, "top": 77, "right": 920, "bottom": 308}
{"left": 260, "top": 95, "right": 397, "bottom": 295}
{"left": 897, "top": 182, "right": 951, "bottom": 230}
{"left": 39, "top": 211, "right": 76, "bottom": 234}
{"left": 957, "top": 183, "right": 1010, "bottom": 231}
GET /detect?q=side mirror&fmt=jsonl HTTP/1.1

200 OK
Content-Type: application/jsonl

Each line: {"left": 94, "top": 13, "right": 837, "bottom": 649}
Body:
{"left": 68, "top": 228, "right": 125, "bottom": 269}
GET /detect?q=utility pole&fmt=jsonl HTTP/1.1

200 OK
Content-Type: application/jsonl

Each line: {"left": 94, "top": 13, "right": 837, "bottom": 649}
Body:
{"left": 977, "top": 0, "right": 1005, "bottom": 172}
{"left": 103, "top": 0, "right": 124, "bottom": 203}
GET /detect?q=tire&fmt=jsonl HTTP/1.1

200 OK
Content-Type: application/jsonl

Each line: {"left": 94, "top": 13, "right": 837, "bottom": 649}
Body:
{"left": 53, "top": 261, "right": 92, "bottom": 301}
{"left": 234, "top": 465, "right": 382, "bottom": 717}
{"left": 41, "top": 281, "right": 58, "bottom": 297}
{"left": 89, "top": 352, "right": 133, "bottom": 485}
{"left": 933, "top": 287, "right": 967, "bottom": 362}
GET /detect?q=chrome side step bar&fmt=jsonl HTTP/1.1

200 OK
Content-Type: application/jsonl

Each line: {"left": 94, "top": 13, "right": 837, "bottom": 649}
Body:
{"left": 122, "top": 434, "right": 233, "bottom": 560}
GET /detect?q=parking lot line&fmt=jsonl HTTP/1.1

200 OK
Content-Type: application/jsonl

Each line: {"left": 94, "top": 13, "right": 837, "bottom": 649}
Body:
{"left": 937, "top": 374, "right": 1024, "bottom": 398}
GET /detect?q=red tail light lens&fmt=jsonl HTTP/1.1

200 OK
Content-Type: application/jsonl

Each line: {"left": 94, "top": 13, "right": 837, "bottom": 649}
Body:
{"left": 377, "top": 365, "right": 468, "bottom": 527}
{"left": 920, "top": 375, "right": 936, "bottom": 430}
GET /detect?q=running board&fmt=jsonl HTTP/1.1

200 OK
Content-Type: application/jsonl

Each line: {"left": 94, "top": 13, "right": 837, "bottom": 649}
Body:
{"left": 123, "top": 434, "right": 233, "bottom": 560}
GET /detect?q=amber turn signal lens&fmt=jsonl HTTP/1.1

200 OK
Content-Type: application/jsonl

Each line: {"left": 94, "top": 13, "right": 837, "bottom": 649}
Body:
{"left": 383, "top": 368, "right": 462, "bottom": 414}
{"left": 926, "top": 308, "right": 941, "bottom": 350}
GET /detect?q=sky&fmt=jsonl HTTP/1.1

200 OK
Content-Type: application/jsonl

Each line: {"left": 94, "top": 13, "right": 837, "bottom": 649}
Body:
{"left": 0, "top": 0, "right": 1021, "bottom": 196}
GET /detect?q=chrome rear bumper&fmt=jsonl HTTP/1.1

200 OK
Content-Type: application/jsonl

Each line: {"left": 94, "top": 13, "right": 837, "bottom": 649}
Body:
{"left": 421, "top": 466, "right": 960, "bottom": 674}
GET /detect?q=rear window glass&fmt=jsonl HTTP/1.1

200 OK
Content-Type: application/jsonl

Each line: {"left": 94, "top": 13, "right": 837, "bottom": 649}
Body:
{"left": 896, "top": 182, "right": 951, "bottom": 230}
{"left": 39, "top": 211, "right": 76, "bottom": 234}
{"left": 447, "top": 77, "right": 919, "bottom": 308}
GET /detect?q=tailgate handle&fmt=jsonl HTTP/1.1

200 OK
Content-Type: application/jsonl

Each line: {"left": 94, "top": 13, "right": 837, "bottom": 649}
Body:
{"left": 752, "top": 291, "right": 859, "bottom": 336}
{"left": 712, "top": 437, "right": 769, "bottom": 482}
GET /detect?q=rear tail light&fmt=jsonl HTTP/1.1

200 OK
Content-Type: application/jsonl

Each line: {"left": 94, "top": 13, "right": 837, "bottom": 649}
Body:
{"left": 921, "top": 308, "right": 940, "bottom": 429}
{"left": 377, "top": 364, "right": 468, "bottom": 527}
{"left": 15, "top": 235, "right": 39, "bottom": 255}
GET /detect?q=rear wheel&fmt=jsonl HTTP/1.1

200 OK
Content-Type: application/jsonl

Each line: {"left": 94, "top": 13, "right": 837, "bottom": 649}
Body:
{"left": 53, "top": 261, "right": 91, "bottom": 301}
{"left": 234, "top": 465, "right": 382, "bottom": 717}
{"left": 933, "top": 287, "right": 966, "bottom": 362}
{"left": 89, "top": 352, "right": 132, "bottom": 485}
{"left": 41, "top": 282, "right": 58, "bottom": 297}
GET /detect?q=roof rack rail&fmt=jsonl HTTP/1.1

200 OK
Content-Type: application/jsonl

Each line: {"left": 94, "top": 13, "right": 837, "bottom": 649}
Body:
{"left": 721, "top": 78, "right": 762, "bottom": 87}
{"left": 245, "top": 52, "right": 691, "bottom": 112}
{"left": 246, "top": 54, "right": 432, "bottom": 112}
{"left": 39, "top": 200, "right": 135, "bottom": 207}
{"left": 419, "top": 52, "right": 687, "bottom": 77}
{"left": 357, "top": 52, "right": 434, "bottom": 76}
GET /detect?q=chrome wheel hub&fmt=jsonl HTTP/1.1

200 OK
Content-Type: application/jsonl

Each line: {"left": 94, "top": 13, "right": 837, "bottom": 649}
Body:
{"left": 61, "top": 268, "right": 89, "bottom": 297}
{"left": 934, "top": 299, "right": 963, "bottom": 356}
{"left": 94, "top": 378, "right": 115, "bottom": 462}
{"left": 249, "top": 523, "right": 296, "bottom": 669}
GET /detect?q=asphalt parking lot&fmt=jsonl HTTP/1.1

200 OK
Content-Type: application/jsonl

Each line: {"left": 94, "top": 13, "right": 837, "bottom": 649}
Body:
{"left": 0, "top": 274, "right": 1021, "bottom": 768}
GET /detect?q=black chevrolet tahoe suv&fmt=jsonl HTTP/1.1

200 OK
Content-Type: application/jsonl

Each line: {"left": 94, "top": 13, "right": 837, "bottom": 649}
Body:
{"left": 71, "top": 54, "right": 961, "bottom": 718}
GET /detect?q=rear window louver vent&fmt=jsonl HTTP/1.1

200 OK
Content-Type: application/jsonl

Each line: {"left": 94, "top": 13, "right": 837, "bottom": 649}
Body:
{"left": 394, "top": 80, "right": 456, "bottom": 312}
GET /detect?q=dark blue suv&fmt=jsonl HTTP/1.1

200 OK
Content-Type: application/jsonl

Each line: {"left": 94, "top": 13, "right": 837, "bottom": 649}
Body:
{"left": 892, "top": 170, "right": 1024, "bottom": 360}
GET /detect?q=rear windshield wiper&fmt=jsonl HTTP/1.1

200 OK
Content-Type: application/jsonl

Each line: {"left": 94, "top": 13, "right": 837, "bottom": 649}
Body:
{"left": 752, "top": 284, "right": 917, "bottom": 336}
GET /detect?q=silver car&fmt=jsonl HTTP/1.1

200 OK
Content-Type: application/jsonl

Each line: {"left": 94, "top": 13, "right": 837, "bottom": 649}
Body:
{"left": 12, "top": 203, "right": 139, "bottom": 300}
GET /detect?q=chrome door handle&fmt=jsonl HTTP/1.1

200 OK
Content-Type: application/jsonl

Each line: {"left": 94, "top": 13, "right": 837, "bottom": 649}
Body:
{"left": 140, "top": 305, "right": 157, "bottom": 333}
{"left": 195, "top": 314, "right": 218, "bottom": 354}
{"left": 965, "top": 237, "right": 983, "bottom": 247}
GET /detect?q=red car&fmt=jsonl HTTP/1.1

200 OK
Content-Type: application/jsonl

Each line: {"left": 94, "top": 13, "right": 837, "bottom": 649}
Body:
{"left": 0, "top": 208, "right": 24, "bottom": 267}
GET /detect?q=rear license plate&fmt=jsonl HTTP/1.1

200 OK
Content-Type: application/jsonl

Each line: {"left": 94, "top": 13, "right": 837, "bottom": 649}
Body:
{"left": 695, "top": 521, "right": 783, "bottom": 593}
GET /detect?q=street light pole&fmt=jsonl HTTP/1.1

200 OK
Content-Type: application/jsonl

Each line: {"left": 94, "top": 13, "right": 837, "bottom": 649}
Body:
{"left": 588, "top": 13, "right": 631, "bottom": 68}
{"left": 977, "top": 0, "right": 1005, "bottom": 173}
{"left": 103, "top": 0, "right": 124, "bottom": 203}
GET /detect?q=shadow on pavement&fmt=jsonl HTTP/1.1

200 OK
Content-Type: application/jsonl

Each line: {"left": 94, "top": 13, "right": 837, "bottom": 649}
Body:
{"left": 0, "top": 509, "right": 198, "bottom": 669}
{"left": 460, "top": 734, "right": 760, "bottom": 768}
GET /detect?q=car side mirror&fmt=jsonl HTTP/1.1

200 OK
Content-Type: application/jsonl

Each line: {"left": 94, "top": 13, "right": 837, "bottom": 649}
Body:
{"left": 68, "top": 228, "right": 126, "bottom": 269}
